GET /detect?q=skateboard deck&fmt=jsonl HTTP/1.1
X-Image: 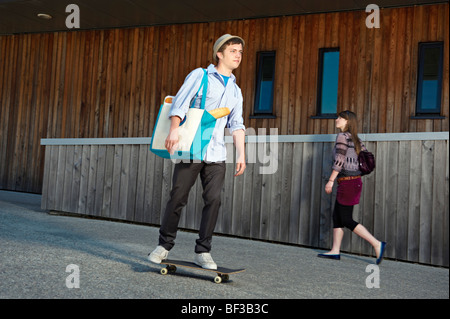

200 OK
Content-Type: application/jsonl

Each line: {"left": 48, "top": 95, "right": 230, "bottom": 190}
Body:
{"left": 159, "top": 259, "right": 246, "bottom": 283}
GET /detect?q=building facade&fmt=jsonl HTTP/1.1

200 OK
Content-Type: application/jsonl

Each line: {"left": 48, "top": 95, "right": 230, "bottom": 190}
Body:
{"left": 1, "top": 2, "right": 448, "bottom": 266}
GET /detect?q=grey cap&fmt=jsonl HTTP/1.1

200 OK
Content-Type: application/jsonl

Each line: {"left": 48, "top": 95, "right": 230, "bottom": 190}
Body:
{"left": 213, "top": 34, "right": 245, "bottom": 60}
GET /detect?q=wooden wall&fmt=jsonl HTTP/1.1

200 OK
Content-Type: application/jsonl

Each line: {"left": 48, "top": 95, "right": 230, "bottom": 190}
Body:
{"left": 1, "top": 3, "right": 449, "bottom": 194}
{"left": 40, "top": 134, "right": 449, "bottom": 267}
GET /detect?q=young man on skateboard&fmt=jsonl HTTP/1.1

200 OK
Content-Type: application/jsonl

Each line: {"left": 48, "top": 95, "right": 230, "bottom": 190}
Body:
{"left": 148, "top": 34, "right": 246, "bottom": 270}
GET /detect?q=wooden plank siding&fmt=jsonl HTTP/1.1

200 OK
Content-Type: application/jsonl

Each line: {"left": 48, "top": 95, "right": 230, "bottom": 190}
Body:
{"left": 0, "top": 4, "right": 448, "bottom": 194}
{"left": 40, "top": 135, "right": 449, "bottom": 267}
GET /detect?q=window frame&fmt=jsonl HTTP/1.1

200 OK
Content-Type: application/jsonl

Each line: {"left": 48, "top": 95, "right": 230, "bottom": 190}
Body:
{"left": 252, "top": 51, "right": 276, "bottom": 117}
{"left": 415, "top": 42, "right": 444, "bottom": 117}
{"left": 315, "top": 47, "right": 340, "bottom": 118}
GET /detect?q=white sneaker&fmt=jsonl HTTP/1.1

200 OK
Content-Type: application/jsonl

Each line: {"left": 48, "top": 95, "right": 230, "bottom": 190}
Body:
{"left": 148, "top": 246, "right": 169, "bottom": 264}
{"left": 194, "top": 253, "right": 217, "bottom": 270}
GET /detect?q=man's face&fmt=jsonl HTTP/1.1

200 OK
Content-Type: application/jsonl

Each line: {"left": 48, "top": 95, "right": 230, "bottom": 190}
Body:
{"left": 217, "top": 43, "right": 243, "bottom": 70}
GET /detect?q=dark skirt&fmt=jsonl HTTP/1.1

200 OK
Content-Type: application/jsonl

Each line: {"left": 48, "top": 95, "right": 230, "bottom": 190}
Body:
{"left": 336, "top": 177, "right": 362, "bottom": 206}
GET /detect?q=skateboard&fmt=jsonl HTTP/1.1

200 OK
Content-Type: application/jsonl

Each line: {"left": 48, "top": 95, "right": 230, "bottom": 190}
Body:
{"left": 159, "top": 259, "right": 246, "bottom": 284}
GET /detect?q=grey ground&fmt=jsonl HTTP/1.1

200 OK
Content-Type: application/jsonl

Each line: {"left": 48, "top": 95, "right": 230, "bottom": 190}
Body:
{"left": 1, "top": 190, "right": 448, "bottom": 301}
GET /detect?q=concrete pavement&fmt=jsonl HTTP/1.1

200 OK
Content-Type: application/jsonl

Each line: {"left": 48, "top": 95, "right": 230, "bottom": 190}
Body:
{"left": 1, "top": 190, "right": 448, "bottom": 301}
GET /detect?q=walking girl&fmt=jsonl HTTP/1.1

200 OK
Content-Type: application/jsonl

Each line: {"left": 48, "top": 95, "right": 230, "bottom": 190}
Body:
{"left": 319, "top": 110, "right": 386, "bottom": 264}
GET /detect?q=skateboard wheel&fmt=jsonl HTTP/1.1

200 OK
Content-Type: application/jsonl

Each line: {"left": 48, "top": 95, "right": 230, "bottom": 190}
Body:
{"left": 214, "top": 276, "right": 222, "bottom": 284}
{"left": 160, "top": 268, "right": 168, "bottom": 275}
{"left": 168, "top": 265, "right": 177, "bottom": 273}
{"left": 222, "top": 274, "right": 229, "bottom": 281}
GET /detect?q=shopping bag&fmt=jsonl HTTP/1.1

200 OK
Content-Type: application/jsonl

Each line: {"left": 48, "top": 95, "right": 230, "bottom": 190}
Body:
{"left": 150, "top": 69, "right": 230, "bottom": 161}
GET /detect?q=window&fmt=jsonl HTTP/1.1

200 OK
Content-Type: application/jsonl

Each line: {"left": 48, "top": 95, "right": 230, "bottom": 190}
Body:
{"left": 416, "top": 42, "right": 443, "bottom": 115}
{"left": 254, "top": 51, "right": 276, "bottom": 115}
{"left": 317, "top": 48, "right": 340, "bottom": 116}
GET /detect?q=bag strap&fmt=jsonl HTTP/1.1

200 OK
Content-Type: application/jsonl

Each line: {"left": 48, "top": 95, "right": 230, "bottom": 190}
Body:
{"left": 190, "top": 69, "right": 208, "bottom": 110}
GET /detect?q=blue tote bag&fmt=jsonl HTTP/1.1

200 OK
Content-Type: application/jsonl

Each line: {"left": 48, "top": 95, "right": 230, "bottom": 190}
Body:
{"left": 150, "top": 69, "right": 218, "bottom": 161}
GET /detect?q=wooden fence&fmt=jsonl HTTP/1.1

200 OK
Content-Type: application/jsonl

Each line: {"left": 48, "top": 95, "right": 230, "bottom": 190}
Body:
{"left": 41, "top": 132, "right": 449, "bottom": 267}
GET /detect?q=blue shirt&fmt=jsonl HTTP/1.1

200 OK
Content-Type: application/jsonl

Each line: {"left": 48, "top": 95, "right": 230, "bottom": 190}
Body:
{"left": 221, "top": 75, "right": 230, "bottom": 86}
{"left": 169, "top": 64, "right": 245, "bottom": 162}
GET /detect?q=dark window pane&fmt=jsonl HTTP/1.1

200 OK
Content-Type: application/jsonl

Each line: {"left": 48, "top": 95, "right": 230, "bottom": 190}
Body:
{"left": 254, "top": 52, "right": 276, "bottom": 114}
{"left": 417, "top": 43, "right": 443, "bottom": 114}
{"left": 317, "top": 49, "right": 339, "bottom": 115}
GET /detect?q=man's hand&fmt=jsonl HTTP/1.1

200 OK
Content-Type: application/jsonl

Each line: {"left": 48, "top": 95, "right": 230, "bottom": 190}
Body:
{"left": 235, "top": 157, "right": 246, "bottom": 177}
{"left": 165, "top": 130, "right": 179, "bottom": 155}
{"left": 232, "top": 129, "right": 246, "bottom": 177}
{"left": 165, "top": 116, "right": 182, "bottom": 154}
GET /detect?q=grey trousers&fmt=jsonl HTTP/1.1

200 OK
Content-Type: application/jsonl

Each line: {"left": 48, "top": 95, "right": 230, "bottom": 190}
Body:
{"left": 158, "top": 161, "right": 226, "bottom": 253}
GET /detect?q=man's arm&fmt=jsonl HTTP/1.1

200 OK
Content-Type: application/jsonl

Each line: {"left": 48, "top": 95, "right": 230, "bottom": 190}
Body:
{"left": 232, "top": 129, "right": 246, "bottom": 176}
{"left": 165, "top": 68, "right": 205, "bottom": 155}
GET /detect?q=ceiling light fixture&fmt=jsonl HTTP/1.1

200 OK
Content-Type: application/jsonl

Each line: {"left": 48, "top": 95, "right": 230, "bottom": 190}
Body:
{"left": 37, "top": 13, "right": 53, "bottom": 20}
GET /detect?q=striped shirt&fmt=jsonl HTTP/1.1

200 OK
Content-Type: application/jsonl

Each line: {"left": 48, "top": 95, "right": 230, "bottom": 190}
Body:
{"left": 332, "top": 132, "right": 367, "bottom": 177}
